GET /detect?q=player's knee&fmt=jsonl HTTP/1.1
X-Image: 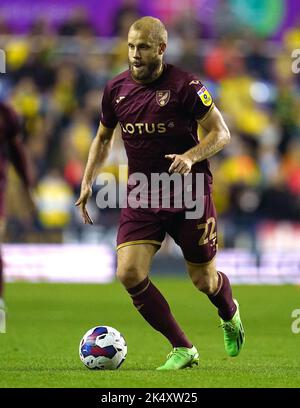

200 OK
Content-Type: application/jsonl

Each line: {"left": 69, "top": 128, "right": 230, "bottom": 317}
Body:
{"left": 188, "top": 264, "right": 218, "bottom": 295}
{"left": 116, "top": 264, "right": 144, "bottom": 288}
{"left": 197, "top": 278, "right": 217, "bottom": 295}
{"left": 191, "top": 276, "right": 216, "bottom": 294}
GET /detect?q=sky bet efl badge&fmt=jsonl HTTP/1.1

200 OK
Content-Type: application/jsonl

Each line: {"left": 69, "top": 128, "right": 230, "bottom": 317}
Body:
{"left": 197, "top": 86, "right": 212, "bottom": 106}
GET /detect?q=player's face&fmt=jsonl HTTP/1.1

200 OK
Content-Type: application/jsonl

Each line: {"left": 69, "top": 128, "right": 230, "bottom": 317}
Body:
{"left": 128, "top": 29, "right": 162, "bottom": 83}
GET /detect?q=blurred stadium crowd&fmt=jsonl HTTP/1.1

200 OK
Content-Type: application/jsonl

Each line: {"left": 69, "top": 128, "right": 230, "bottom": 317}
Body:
{"left": 0, "top": 6, "right": 300, "bottom": 251}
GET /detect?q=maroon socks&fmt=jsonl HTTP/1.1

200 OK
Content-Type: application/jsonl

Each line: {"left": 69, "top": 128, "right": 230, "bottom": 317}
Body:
{"left": 126, "top": 271, "right": 236, "bottom": 347}
{"left": 127, "top": 277, "right": 192, "bottom": 348}
{"left": 208, "top": 271, "right": 237, "bottom": 321}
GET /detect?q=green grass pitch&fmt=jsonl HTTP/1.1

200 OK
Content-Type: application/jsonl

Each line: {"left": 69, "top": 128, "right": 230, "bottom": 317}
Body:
{"left": 0, "top": 279, "right": 299, "bottom": 388}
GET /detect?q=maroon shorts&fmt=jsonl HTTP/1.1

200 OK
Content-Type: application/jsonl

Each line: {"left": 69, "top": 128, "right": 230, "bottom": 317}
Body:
{"left": 116, "top": 194, "right": 218, "bottom": 264}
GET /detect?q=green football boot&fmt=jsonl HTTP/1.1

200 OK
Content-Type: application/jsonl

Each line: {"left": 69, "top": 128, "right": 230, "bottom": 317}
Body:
{"left": 156, "top": 346, "right": 199, "bottom": 370}
{"left": 220, "top": 299, "right": 245, "bottom": 357}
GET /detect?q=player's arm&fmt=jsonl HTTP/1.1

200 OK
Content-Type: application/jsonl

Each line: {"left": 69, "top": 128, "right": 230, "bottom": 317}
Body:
{"left": 75, "top": 122, "right": 115, "bottom": 224}
{"left": 166, "top": 106, "right": 230, "bottom": 174}
{"left": 187, "top": 105, "right": 230, "bottom": 163}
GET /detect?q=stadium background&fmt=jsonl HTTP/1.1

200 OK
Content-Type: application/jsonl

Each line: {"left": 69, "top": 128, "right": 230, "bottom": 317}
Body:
{"left": 0, "top": 0, "right": 300, "bottom": 390}
{"left": 1, "top": 0, "right": 300, "bottom": 284}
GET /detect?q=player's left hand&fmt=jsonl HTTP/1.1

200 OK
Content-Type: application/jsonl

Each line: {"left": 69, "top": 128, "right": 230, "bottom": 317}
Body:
{"left": 165, "top": 154, "right": 193, "bottom": 175}
{"left": 75, "top": 185, "right": 93, "bottom": 225}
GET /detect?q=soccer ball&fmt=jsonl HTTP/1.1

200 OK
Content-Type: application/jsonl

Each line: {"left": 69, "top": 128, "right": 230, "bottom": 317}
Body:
{"left": 79, "top": 326, "right": 127, "bottom": 370}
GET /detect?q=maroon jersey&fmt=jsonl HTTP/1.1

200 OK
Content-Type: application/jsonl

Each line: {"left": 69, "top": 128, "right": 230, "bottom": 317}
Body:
{"left": 101, "top": 64, "right": 214, "bottom": 197}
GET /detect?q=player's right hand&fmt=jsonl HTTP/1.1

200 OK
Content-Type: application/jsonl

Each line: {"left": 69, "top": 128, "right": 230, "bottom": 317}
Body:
{"left": 75, "top": 185, "right": 93, "bottom": 225}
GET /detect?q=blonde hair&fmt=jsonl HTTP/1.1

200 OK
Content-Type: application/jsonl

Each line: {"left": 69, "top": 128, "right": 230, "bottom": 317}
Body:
{"left": 129, "top": 16, "right": 168, "bottom": 45}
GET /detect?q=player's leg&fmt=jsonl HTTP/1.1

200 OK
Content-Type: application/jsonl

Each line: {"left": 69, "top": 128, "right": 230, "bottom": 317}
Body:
{"left": 187, "top": 260, "right": 245, "bottom": 356}
{"left": 117, "top": 243, "right": 193, "bottom": 347}
{"left": 0, "top": 217, "right": 6, "bottom": 309}
{"left": 168, "top": 194, "right": 245, "bottom": 357}
{"left": 187, "top": 258, "right": 236, "bottom": 319}
{"left": 117, "top": 243, "right": 198, "bottom": 369}
{"left": 116, "top": 206, "right": 199, "bottom": 369}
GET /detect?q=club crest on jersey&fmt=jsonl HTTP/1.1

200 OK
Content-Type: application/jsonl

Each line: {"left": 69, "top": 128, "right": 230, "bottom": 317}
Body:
{"left": 197, "top": 86, "right": 212, "bottom": 107}
{"left": 156, "top": 90, "right": 170, "bottom": 107}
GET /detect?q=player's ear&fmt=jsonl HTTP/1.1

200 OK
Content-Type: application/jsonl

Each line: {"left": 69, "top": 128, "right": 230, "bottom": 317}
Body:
{"left": 158, "top": 43, "right": 166, "bottom": 55}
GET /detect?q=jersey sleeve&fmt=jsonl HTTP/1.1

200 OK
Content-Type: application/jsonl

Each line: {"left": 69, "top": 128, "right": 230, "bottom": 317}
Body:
{"left": 181, "top": 78, "right": 214, "bottom": 121}
{"left": 100, "top": 84, "right": 118, "bottom": 129}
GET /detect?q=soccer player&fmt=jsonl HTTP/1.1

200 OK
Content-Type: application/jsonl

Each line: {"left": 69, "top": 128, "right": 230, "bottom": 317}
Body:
{"left": 76, "top": 16, "right": 245, "bottom": 370}
{"left": 0, "top": 101, "right": 35, "bottom": 310}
